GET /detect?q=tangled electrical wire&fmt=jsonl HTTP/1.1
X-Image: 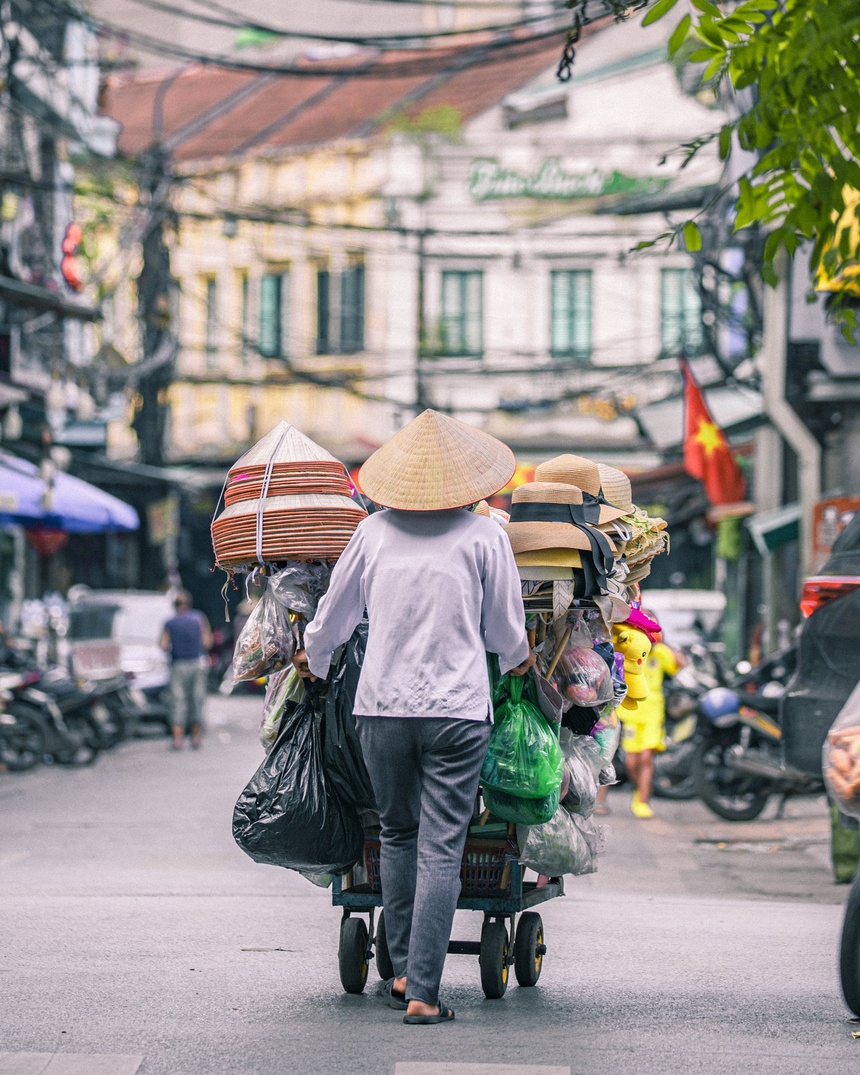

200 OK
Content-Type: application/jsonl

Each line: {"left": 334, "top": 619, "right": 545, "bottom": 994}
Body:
{"left": 557, "top": 0, "right": 650, "bottom": 81}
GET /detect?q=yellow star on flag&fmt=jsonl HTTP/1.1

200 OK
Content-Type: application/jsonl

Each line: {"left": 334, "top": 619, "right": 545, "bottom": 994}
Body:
{"left": 694, "top": 418, "right": 725, "bottom": 456}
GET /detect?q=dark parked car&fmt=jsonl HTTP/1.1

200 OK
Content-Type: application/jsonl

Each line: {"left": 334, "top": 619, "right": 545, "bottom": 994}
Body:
{"left": 781, "top": 512, "right": 860, "bottom": 776}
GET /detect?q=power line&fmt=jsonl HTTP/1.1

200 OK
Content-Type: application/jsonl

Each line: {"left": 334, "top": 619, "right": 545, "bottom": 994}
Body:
{"left": 120, "top": 0, "right": 568, "bottom": 48}
{"left": 35, "top": 0, "right": 565, "bottom": 78}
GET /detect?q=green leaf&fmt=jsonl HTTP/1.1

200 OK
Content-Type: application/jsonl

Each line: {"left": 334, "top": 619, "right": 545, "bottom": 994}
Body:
{"left": 683, "top": 220, "right": 703, "bottom": 251}
{"left": 702, "top": 54, "right": 725, "bottom": 82}
{"left": 697, "top": 17, "right": 728, "bottom": 47}
{"left": 732, "top": 4, "right": 768, "bottom": 23}
{"left": 688, "top": 46, "right": 719, "bottom": 62}
{"left": 668, "top": 13, "right": 692, "bottom": 56}
{"left": 718, "top": 124, "right": 732, "bottom": 160}
{"left": 642, "top": 0, "right": 681, "bottom": 27}
{"left": 691, "top": 0, "right": 722, "bottom": 15}
{"left": 761, "top": 263, "right": 779, "bottom": 288}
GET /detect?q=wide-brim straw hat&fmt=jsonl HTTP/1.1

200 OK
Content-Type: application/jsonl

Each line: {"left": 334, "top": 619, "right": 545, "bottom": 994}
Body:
{"left": 357, "top": 409, "right": 515, "bottom": 511}
{"left": 534, "top": 454, "right": 626, "bottom": 525}
{"left": 535, "top": 453, "right": 600, "bottom": 494}
{"left": 515, "top": 548, "right": 583, "bottom": 568}
{"left": 596, "top": 462, "right": 634, "bottom": 514}
{"left": 504, "top": 482, "right": 617, "bottom": 555}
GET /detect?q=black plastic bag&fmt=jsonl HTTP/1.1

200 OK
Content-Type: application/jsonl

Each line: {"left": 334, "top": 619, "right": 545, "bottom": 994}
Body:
{"left": 324, "top": 622, "right": 376, "bottom": 813}
{"left": 232, "top": 681, "right": 363, "bottom": 874}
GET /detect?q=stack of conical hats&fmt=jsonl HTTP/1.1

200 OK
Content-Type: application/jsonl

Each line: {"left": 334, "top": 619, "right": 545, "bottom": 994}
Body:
{"left": 212, "top": 422, "right": 367, "bottom": 569}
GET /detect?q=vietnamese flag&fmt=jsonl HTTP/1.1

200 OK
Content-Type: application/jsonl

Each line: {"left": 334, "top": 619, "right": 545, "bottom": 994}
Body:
{"left": 682, "top": 361, "right": 746, "bottom": 505}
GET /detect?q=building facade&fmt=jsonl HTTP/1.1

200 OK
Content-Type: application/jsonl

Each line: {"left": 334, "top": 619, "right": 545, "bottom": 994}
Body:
{"left": 101, "top": 18, "right": 723, "bottom": 480}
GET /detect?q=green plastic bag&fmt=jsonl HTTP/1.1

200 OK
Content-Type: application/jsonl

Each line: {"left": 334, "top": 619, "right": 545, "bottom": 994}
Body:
{"left": 483, "top": 784, "right": 560, "bottom": 826}
{"left": 481, "top": 674, "right": 564, "bottom": 800}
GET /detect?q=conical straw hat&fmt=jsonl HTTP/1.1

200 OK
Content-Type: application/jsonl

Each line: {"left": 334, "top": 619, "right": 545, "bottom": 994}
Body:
{"left": 229, "top": 421, "right": 340, "bottom": 472}
{"left": 357, "top": 409, "right": 515, "bottom": 511}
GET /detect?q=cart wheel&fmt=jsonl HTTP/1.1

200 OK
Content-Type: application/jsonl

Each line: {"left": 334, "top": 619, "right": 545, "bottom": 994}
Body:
{"left": 338, "top": 916, "right": 369, "bottom": 994}
{"left": 514, "top": 912, "right": 544, "bottom": 987}
{"left": 376, "top": 910, "right": 395, "bottom": 981}
{"left": 479, "top": 919, "right": 510, "bottom": 999}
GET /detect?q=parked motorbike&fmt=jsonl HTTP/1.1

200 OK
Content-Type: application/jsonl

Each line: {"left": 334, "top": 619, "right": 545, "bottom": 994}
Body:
{"left": 0, "top": 669, "right": 48, "bottom": 771}
{"left": 693, "top": 684, "right": 822, "bottom": 821}
{"left": 651, "top": 645, "right": 800, "bottom": 804}
{"left": 651, "top": 671, "right": 701, "bottom": 800}
{"left": 0, "top": 640, "right": 104, "bottom": 765}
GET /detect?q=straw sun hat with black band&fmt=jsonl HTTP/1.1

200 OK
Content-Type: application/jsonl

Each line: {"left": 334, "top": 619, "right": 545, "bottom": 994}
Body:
{"left": 534, "top": 454, "right": 628, "bottom": 526}
{"left": 357, "top": 409, "right": 516, "bottom": 511}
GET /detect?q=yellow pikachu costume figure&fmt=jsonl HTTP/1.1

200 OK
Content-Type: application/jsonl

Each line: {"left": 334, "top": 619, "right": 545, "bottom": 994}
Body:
{"left": 612, "top": 625, "right": 652, "bottom": 712}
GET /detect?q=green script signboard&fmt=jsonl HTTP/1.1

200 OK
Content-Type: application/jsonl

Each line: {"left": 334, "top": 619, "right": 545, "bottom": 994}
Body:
{"left": 468, "top": 158, "right": 669, "bottom": 201}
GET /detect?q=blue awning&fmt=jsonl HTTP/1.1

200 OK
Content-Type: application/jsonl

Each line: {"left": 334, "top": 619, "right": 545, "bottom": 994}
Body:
{"left": 0, "top": 451, "right": 139, "bottom": 533}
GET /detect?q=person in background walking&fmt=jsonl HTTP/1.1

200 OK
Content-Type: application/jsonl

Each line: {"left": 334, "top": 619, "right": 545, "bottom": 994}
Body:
{"left": 621, "top": 617, "right": 682, "bottom": 819}
{"left": 161, "top": 590, "right": 213, "bottom": 750}
{"left": 292, "top": 410, "right": 534, "bottom": 1025}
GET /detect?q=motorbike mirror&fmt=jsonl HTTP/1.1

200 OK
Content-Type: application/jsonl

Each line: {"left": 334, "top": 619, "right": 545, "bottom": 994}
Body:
{"left": 735, "top": 660, "right": 752, "bottom": 676}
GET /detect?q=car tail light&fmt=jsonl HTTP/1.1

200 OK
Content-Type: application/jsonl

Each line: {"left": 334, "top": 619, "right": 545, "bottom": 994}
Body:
{"left": 799, "top": 575, "right": 860, "bottom": 617}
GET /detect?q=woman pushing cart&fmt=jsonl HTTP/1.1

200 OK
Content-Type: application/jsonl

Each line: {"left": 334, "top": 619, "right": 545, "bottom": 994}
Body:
{"left": 293, "top": 409, "right": 535, "bottom": 1024}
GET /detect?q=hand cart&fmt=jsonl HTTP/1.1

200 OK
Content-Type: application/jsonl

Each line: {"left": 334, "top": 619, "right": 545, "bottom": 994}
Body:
{"left": 332, "top": 829, "right": 564, "bottom": 999}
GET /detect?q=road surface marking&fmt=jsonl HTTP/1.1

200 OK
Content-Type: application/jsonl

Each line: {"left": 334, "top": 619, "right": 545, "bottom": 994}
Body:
{"left": 394, "top": 1065, "right": 571, "bottom": 1075}
{"left": 0, "top": 1055, "right": 143, "bottom": 1075}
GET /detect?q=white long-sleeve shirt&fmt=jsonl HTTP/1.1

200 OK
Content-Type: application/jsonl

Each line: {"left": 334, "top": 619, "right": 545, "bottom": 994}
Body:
{"left": 303, "top": 507, "right": 529, "bottom": 720}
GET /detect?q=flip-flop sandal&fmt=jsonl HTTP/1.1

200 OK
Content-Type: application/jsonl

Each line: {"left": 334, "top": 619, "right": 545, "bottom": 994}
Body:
{"left": 383, "top": 978, "right": 408, "bottom": 1010}
{"left": 403, "top": 1002, "right": 455, "bottom": 1025}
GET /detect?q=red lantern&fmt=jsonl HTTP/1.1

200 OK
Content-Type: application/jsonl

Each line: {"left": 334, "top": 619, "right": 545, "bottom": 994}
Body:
{"left": 26, "top": 527, "right": 69, "bottom": 557}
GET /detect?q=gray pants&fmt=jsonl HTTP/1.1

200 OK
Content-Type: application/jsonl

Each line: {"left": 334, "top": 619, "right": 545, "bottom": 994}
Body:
{"left": 357, "top": 716, "right": 491, "bottom": 1006}
{"left": 170, "top": 658, "right": 207, "bottom": 734}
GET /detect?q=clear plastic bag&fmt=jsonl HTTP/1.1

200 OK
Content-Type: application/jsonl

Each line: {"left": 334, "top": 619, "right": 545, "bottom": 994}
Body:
{"left": 598, "top": 763, "right": 618, "bottom": 787}
{"left": 481, "top": 674, "right": 565, "bottom": 799}
{"left": 553, "top": 628, "right": 614, "bottom": 709}
{"left": 232, "top": 586, "right": 295, "bottom": 681}
{"left": 268, "top": 562, "right": 331, "bottom": 617}
{"left": 260, "top": 666, "right": 305, "bottom": 752}
{"left": 517, "top": 805, "right": 596, "bottom": 877}
{"left": 823, "top": 681, "right": 860, "bottom": 818}
{"left": 591, "top": 708, "right": 621, "bottom": 765}
{"left": 558, "top": 727, "right": 600, "bottom": 818}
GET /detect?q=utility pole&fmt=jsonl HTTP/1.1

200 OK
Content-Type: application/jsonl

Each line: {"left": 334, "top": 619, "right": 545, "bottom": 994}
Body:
{"left": 132, "top": 149, "right": 177, "bottom": 467}
{"left": 415, "top": 228, "right": 430, "bottom": 415}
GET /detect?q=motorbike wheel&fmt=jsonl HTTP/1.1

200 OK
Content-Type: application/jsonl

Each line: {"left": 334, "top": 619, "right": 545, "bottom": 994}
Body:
{"left": 0, "top": 704, "right": 48, "bottom": 771}
{"left": 54, "top": 713, "right": 101, "bottom": 767}
{"left": 693, "top": 736, "right": 770, "bottom": 821}
{"left": 92, "top": 698, "right": 132, "bottom": 750}
{"left": 652, "top": 742, "right": 698, "bottom": 801}
{"left": 839, "top": 864, "right": 860, "bottom": 1017}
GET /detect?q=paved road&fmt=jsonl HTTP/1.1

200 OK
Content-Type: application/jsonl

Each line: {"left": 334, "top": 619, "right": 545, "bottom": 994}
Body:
{"left": 0, "top": 695, "right": 856, "bottom": 1075}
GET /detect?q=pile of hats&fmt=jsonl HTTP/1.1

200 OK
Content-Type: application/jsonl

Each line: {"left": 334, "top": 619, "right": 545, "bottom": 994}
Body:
{"left": 502, "top": 453, "right": 668, "bottom": 616}
{"left": 211, "top": 421, "right": 367, "bottom": 570}
{"left": 594, "top": 462, "right": 669, "bottom": 589}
